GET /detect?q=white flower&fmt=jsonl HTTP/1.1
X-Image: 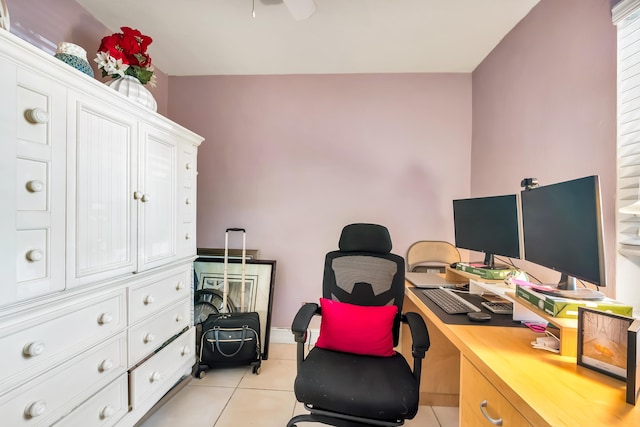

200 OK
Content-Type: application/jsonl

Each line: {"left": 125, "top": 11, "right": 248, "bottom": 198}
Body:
{"left": 94, "top": 51, "right": 129, "bottom": 77}
{"left": 109, "top": 58, "right": 129, "bottom": 77}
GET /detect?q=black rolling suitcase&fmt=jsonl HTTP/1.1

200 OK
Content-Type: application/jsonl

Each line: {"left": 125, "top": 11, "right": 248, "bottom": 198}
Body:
{"left": 196, "top": 228, "right": 262, "bottom": 377}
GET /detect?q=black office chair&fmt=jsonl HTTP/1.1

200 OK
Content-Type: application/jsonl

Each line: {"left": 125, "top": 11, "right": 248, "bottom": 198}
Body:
{"left": 287, "top": 223, "right": 431, "bottom": 427}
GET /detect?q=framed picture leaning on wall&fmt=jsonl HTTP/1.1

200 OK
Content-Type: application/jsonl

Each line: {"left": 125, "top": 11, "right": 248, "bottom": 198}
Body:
{"left": 577, "top": 307, "right": 634, "bottom": 381}
{"left": 194, "top": 254, "right": 276, "bottom": 360}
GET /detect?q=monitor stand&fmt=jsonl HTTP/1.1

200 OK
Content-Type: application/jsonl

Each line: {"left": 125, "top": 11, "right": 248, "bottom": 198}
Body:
{"left": 551, "top": 274, "right": 604, "bottom": 300}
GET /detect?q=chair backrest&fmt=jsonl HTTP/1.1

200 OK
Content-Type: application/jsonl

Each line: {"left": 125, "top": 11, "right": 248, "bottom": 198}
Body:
{"left": 406, "top": 240, "right": 461, "bottom": 272}
{"left": 322, "top": 223, "right": 405, "bottom": 346}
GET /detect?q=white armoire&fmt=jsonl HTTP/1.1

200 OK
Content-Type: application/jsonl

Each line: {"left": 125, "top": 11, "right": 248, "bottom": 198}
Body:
{"left": 0, "top": 28, "right": 203, "bottom": 426}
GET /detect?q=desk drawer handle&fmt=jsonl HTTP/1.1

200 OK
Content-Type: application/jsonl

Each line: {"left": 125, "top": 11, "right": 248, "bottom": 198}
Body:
{"left": 480, "top": 400, "right": 503, "bottom": 426}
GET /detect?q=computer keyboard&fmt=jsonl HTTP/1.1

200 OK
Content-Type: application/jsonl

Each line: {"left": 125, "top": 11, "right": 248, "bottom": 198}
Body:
{"left": 421, "top": 288, "right": 481, "bottom": 314}
{"left": 481, "top": 301, "right": 513, "bottom": 314}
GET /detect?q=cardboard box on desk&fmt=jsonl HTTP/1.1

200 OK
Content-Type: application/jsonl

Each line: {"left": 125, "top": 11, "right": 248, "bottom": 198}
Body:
{"left": 456, "top": 263, "right": 513, "bottom": 280}
{"left": 515, "top": 285, "right": 633, "bottom": 319}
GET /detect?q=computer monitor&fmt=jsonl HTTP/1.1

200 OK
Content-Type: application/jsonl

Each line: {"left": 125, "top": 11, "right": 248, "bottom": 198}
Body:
{"left": 452, "top": 194, "right": 521, "bottom": 269}
{"left": 520, "top": 175, "right": 606, "bottom": 299}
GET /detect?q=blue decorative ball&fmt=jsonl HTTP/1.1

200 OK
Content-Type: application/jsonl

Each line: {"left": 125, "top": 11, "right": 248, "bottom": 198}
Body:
{"left": 54, "top": 52, "right": 94, "bottom": 78}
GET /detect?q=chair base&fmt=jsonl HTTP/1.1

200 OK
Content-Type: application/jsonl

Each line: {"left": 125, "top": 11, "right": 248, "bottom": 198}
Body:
{"left": 286, "top": 405, "right": 404, "bottom": 427}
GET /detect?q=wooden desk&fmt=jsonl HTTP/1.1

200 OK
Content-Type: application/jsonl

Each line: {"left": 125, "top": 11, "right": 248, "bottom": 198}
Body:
{"left": 401, "top": 280, "right": 640, "bottom": 426}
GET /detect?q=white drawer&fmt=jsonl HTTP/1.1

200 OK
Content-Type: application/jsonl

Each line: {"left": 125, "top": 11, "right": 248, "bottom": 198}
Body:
{"left": 0, "top": 333, "right": 126, "bottom": 427}
{"left": 0, "top": 290, "right": 126, "bottom": 390}
{"left": 53, "top": 375, "right": 127, "bottom": 427}
{"left": 128, "top": 298, "right": 191, "bottom": 366}
{"left": 129, "top": 327, "right": 195, "bottom": 409}
{"left": 128, "top": 266, "right": 191, "bottom": 325}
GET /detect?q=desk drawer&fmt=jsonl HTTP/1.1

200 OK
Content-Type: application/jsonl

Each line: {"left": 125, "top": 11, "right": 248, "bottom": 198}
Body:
{"left": 0, "top": 333, "right": 126, "bottom": 427}
{"left": 460, "top": 356, "right": 532, "bottom": 427}
{"left": 128, "top": 298, "right": 191, "bottom": 366}
{"left": 0, "top": 290, "right": 126, "bottom": 390}
{"left": 129, "top": 327, "right": 195, "bottom": 409}
{"left": 128, "top": 266, "right": 191, "bottom": 325}
{"left": 53, "top": 375, "right": 127, "bottom": 427}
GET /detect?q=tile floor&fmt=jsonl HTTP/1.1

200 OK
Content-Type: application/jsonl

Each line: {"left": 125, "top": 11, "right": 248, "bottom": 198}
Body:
{"left": 139, "top": 343, "right": 459, "bottom": 427}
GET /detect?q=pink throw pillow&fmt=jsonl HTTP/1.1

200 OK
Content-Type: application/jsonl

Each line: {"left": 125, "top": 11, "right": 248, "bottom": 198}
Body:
{"left": 315, "top": 298, "right": 397, "bottom": 357}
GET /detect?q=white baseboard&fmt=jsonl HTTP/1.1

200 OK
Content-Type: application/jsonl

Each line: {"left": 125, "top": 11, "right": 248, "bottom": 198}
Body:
{"left": 269, "top": 327, "right": 319, "bottom": 345}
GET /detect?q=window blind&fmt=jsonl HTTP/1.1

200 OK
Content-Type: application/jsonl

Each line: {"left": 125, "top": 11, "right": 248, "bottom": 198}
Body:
{"left": 615, "top": 0, "right": 640, "bottom": 254}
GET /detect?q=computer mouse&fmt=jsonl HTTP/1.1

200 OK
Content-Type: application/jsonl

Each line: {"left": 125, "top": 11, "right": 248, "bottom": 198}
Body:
{"left": 467, "top": 312, "right": 492, "bottom": 322}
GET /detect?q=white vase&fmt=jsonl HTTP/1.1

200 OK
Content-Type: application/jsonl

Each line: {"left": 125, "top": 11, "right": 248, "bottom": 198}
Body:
{"left": 106, "top": 75, "right": 157, "bottom": 112}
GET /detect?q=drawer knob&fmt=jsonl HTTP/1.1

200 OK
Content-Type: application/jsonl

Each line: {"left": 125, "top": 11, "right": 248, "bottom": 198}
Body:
{"left": 24, "top": 400, "right": 47, "bottom": 418}
{"left": 175, "top": 314, "right": 184, "bottom": 322}
{"left": 98, "top": 312, "right": 113, "bottom": 325}
{"left": 480, "top": 400, "right": 503, "bottom": 426}
{"left": 24, "top": 108, "right": 50, "bottom": 124}
{"left": 141, "top": 193, "right": 151, "bottom": 202}
{"left": 99, "top": 359, "right": 114, "bottom": 372}
{"left": 23, "top": 341, "right": 45, "bottom": 357}
{"left": 176, "top": 281, "right": 185, "bottom": 291}
{"left": 26, "top": 249, "right": 43, "bottom": 262}
{"left": 181, "top": 346, "right": 191, "bottom": 356}
{"left": 150, "top": 371, "right": 162, "bottom": 382}
{"left": 143, "top": 295, "right": 155, "bottom": 305}
{"left": 144, "top": 333, "right": 155, "bottom": 343}
{"left": 100, "top": 405, "right": 115, "bottom": 419}
{"left": 26, "top": 180, "right": 45, "bottom": 193}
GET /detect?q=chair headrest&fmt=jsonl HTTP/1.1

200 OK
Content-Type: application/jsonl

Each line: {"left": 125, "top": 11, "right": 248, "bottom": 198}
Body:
{"left": 338, "top": 223, "right": 392, "bottom": 254}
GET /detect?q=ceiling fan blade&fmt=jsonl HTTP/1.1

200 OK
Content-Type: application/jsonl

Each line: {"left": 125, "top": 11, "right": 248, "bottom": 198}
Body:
{"left": 282, "top": 0, "right": 316, "bottom": 20}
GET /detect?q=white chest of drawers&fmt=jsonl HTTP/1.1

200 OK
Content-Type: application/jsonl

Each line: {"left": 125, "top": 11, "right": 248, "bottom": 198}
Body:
{"left": 0, "top": 28, "right": 203, "bottom": 426}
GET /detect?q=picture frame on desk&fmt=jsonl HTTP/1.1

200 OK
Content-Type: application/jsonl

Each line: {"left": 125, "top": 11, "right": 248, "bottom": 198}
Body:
{"left": 627, "top": 319, "right": 640, "bottom": 405}
{"left": 577, "top": 307, "right": 634, "bottom": 381}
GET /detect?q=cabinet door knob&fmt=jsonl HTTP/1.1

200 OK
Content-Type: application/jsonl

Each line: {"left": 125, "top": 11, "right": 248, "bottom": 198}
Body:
{"left": 23, "top": 341, "right": 45, "bottom": 357}
{"left": 181, "top": 346, "right": 191, "bottom": 356}
{"left": 26, "top": 180, "right": 45, "bottom": 193}
{"left": 100, "top": 405, "right": 115, "bottom": 419}
{"left": 141, "top": 193, "right": 150, "bottom": 202}
{"left": 144, "top": 295, "right": 155, "bottom": 305}
{"left": 24, "top": 400, "right": 47, "bottom": 418}
{"left": 99, "top": 359, "right": 114, "bottom": 372}
{"left": 144, "top": 333, "right": 155, "bottom": 343}
{"left": 150, "top": 371, "right": 162, "bottom": 382}
{"left": 185, "top": 198, "right": 192, "bottom": 205}
{"left": 175, "top": 314, "right": 184, "bottom": 322}
{"left": 98, "top": 312, "right": 113, "bottom": 325}
{"left": 26, "top": 249, "right": 43, "bottom": 262}
{"left": 479, "top": 400, "right": 503, "bottom": 426}
{"left": 133, "top": 191, "right": 143, "bottom": 200}
{"left": 176, "top": 281, "right": 185, "bottom": 291}
{"left": 185, "top": 162, "right": 192, "bottom": 170}
{"left": 24, "top": 108, "right": 50, "bottom": 124}
{"left": 185, "top": 233, "right": 192, "bottom": 240}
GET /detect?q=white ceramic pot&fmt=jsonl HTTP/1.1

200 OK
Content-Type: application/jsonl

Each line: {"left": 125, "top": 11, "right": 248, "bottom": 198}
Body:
{"left": 106, "top": 75, "right": 157, "bottom": 112}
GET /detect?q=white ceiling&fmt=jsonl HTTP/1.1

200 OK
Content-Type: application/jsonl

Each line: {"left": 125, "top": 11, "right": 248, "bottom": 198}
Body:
{"left": 75, "top": 0, "right": 540, "bottom": 76}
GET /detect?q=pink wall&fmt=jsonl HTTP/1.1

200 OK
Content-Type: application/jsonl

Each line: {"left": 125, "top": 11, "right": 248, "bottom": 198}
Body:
{"left": 168, "top": 74, "right": 472, "bottom": 327}
{"left": 472, "top": 0, "right": 617, "bottom": 292}
{"left": 7, "top": 0, "right": 169, "bottom": 115}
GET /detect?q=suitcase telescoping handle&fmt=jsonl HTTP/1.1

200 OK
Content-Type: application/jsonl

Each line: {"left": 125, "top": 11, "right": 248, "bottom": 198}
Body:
{"left": 223, "top": 228, "right": 247, "bottom": 312}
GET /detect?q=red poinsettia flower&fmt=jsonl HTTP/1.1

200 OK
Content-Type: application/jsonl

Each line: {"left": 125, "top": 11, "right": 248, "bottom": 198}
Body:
{"left": 95, "top": 27, "right": 155, "bottom": 86}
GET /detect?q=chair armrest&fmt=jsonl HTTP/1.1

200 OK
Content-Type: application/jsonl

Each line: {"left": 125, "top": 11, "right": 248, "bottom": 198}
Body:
{"left": 291, "top": 302, "right": 320, "bottom": 343}
{"left": 402, "top": 312, "right": 430, "bottom": 359}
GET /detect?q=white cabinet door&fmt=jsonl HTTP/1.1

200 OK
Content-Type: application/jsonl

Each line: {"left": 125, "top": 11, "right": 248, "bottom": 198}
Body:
{"left": 0, "top": 59, "right": 66, "bottom": 306}
{"left": 67, "top": 91, "right": 138, "bottom": 287}
{"left": 137, "top": 124, "right": 179, "bottom": 271}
